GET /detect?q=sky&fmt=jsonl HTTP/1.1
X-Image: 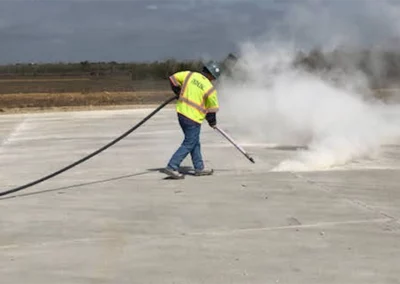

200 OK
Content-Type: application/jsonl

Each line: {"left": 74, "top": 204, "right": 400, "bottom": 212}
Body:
{"left": 0, "top": 0, "right": 400, "bottom": 64}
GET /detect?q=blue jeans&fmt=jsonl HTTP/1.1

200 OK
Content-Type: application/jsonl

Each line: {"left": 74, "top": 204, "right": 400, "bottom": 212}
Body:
{"left": 167, "top": 113, "right": 204, "bottom": 171}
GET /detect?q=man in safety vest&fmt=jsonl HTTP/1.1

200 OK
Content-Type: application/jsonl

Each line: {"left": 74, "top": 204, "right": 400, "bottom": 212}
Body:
{"left": 160, "top": 61, "right": 222, "bottom": 179}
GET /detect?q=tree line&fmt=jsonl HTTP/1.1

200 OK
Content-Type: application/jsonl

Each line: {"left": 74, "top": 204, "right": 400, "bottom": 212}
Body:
{"left": 1, "top": 49, "right": 400, "bottom": 88}
{"left": 0, "top": 59, "right": 204, "bottom": 80}
{"left": 293, "top": 48, "right": 400, "bottom": 88}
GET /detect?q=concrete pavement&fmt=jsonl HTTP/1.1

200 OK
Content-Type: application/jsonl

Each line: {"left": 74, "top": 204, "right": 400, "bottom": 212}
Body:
{"left": 0, "top": 106, "right": 399, "bottom": 284}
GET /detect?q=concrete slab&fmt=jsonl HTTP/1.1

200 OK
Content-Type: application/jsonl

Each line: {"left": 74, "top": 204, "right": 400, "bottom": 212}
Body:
{"left": 0, "top": 106, "right": 399, "bottom": 284}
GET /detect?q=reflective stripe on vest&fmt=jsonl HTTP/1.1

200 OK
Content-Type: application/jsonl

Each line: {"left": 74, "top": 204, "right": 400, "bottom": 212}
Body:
{"left": 179, "top": 72, "right": 193, "bottom": 97}
{"left": 178, "top": 72, "right": 207, "bottom": 114}
{"left": 169, "top": 75, "right": 179, "bottom": 87}
{"left": 206, "top": 107, "right": 219, "bottom": 113}
{"left": 180, "top": 97, "right": 207, "bottom": 114}
{"left": 203, "top": 86, "right": 215, "bottom": 101}
{"left": 202, "top": 86, "right": 217, "bottom": 113}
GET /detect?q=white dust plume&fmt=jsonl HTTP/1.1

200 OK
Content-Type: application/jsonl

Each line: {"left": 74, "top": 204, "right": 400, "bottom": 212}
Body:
{"left": 218, "top": 42, "right": 400, "bottom": 172}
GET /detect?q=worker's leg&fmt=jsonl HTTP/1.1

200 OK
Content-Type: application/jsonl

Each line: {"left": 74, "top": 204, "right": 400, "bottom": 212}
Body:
{"left": 190, "top": 127, "right": 213, "bottom": 175}
{"left": 167, "top": 115, "right": 201, "bottom": 171}
{"left": 190, "top": 140, "right": 204, "bottom": 170}
{"left": 191, "top": 139, "right": 213, "bottom": 176}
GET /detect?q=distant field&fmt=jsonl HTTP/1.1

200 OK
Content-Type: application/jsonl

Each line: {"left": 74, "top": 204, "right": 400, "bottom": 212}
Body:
{"left": 0, "top": 75, "right": 398, "bottom": 113}
{"left": 0, "top": 91, "right": 171, "bottom": 113}
{"left": 0, "top": 78, "right": 90, "bottom": 83}
{"left": 0, "top": 75, "right": 168, "bottom": 94}
{"left": 0, "top": 75, "right": 171, "bottom": 112}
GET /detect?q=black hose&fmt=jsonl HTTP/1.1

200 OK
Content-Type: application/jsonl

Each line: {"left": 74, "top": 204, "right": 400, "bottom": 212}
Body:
{"left": 0, "top": 96, "right": 176, "bottom": 197}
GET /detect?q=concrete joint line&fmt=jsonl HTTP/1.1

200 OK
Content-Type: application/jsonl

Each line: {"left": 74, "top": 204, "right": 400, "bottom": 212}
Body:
{"left": 0, "top": 219, "right": 390, "bottom": 251}
{"left": 292, "top": 173, "right": 399, "bottom": 222}
{"left": 0, "top": 237, "right": 115, "bottom": 251}
{"left": 187, "top": 218, "right": 391, "bottom": 236}
{"left": 0, "top": 118, "right": 28, "bottom": 149}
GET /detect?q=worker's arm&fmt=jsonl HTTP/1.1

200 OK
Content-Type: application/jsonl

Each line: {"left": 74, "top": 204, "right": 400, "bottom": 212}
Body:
{"left": 169, "top": 79, "right": 181, "bottom": 98}
{"left": 206, "top": 113, "right": 217, "bottom": 128}
{"left": 168, "top": 71, "right": 189, "bottom": 99}
{"left": 204, "top": 88, "right": 219, "bottom": 128}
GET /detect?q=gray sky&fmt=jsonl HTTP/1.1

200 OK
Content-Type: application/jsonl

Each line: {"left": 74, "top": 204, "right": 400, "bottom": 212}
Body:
{"left": 0, "top": 0, "right": 399, "bottom": 64}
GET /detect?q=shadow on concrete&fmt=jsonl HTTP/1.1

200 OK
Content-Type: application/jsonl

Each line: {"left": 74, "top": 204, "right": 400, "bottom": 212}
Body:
{"left": 148, "top": 166, "right": 193, "bottom": 174}
{"left": 149, "top": 166, "right": 231, "bottom": 180}
{"left": 148, "top": 166, "right": 194, "bottom": 180}
{"left": 0, "top": 171, "right": 152, "bottom": 200}
{"left": 266, "top": 145, "right": 308, "bottom": 151}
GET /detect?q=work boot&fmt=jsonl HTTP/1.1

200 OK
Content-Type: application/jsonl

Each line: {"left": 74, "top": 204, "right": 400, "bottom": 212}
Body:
{"left": 194, "top": 168, "right": 214, "bottom": 176}
{"left": 160, "top": 167, "right": 185, "bottom": 179}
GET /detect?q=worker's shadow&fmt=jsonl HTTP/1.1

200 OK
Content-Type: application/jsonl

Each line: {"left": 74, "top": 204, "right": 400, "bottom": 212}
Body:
{"left": 1, "top": 166, "right": 228, "bottom": 199}
{"left": 148, "top": 166, "right": 195, "bottom": 180}
{"left": 149, "top": 166, "right": 231, "bottom": 180}
{"left": 267, "top": 145, "right": 308, "bottom": 151}
{"left": 0, "top": 171, "right": 152, "bottom": 200}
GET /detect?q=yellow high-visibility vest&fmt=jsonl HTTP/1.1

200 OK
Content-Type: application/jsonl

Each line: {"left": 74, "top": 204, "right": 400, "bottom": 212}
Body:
{"left": 169, "top": 71, "right": 219, "bottom": 124}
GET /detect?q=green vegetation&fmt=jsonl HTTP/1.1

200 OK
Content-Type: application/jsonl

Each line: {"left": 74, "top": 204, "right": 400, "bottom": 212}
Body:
{"left": 294, "top": 48, "right": 400, "bottom": 88}
{"left": 0, "top": 59, "right": 203, "bottom": 80}
{"left": 1, "top": 48, "right": 400, "bottom": 89}
{"left": 0, "top": 47, "right": 398, "bottom": 111}
{"left": 0, "top": 59, "right": 205, "bottom": 95}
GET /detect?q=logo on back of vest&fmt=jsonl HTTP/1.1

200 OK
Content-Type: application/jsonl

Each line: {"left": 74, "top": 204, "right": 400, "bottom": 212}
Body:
{"left": 191, "top": 79, "right": 204, "bottom": 90}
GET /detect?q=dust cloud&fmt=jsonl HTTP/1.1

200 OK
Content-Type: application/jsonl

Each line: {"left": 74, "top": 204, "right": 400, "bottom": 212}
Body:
{"left": 218, "top": 1, "right": 400, "bottom": 171}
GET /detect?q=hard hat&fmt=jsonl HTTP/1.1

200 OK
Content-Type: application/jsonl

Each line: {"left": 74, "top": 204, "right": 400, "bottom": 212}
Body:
{"left": 203, "top": 61, "right": 222, "bottom": 79}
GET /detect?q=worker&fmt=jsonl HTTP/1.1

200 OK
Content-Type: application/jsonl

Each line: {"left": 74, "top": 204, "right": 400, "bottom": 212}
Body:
{"left": 160, "top": 61, "right": 222, "bottom": 179}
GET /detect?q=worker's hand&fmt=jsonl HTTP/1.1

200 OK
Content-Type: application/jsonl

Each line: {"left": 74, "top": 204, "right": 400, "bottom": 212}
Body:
{"left": 169, "top": 78, "right": 181, "bottom": 98}
{"left": 206, "top": 113, "right": 217, "bottom": 128}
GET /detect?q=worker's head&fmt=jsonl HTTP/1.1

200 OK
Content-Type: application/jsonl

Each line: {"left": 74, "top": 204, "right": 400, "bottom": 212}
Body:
{"left": 202, "top": 61, "right": 221, "bottom": 81}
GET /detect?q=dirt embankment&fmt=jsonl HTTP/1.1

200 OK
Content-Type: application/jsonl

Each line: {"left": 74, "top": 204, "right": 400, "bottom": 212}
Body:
{"left": 0, "top": 77, "right": 173, "bottom": 113}
{"left": 0, "top": 77, "right": 398, "bottom": 114}
{"left": 0, "top": 91, "right": 174, "bottom": 114}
